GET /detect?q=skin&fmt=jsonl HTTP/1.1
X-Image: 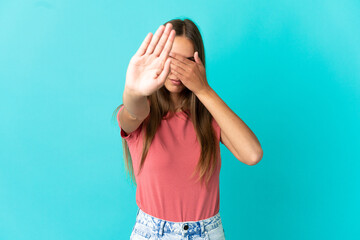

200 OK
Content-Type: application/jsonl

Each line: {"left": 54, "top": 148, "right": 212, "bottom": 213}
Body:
{"left": 164, "top": 35, "right": 263, "bottom": 165}
{"left": 126, "top": 23, "right": 263, "bottom": 165}
{"left": 164, "top": 36, "right": 196, "bottom": 110}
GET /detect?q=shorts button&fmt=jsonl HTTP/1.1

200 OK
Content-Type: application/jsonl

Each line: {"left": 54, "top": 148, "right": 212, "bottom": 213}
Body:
{"left": 183, "top": 224, "right": 189, "bottom": 230}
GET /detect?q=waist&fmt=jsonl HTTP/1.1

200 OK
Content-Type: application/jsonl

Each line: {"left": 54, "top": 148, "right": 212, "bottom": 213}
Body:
{"left": 135, "top": 207, "right": 223, "bottom": 235}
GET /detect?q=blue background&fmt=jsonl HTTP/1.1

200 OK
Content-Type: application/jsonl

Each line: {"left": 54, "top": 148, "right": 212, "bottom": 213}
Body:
{"left": 1, "top": 0, "right": 359, "bottom": 239}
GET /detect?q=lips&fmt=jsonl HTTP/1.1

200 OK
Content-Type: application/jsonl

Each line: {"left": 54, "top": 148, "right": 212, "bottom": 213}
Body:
{"left": 170, "top": 79, "right": 182, "bottom": 85}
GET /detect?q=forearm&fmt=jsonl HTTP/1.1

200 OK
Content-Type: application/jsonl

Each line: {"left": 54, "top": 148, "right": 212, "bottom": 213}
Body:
{"left": 196, "top": 87, "right": 263, "bottom": 161}
{"left": 122, "top": 86, "right": 150, "bottom": 120}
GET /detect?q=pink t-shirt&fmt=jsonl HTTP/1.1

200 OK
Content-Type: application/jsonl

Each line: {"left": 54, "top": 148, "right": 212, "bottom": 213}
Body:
{"left": 117, "top": 105, "right": 222, "bottom": 222}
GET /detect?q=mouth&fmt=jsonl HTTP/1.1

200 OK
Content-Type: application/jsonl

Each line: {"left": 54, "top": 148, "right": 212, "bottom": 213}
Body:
{"left": 170, "top": 78, "right": 182, "bottom": 85}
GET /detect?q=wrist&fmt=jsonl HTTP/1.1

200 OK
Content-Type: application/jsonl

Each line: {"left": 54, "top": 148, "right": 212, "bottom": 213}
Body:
{"left": 195, "top": 85, "right": 213, "bottom": 98}
{"left": 122, "top": 87, "right": 150, "bottom": 120}
{"left": 124, "top": 85, "right": 143, "bottom": 100}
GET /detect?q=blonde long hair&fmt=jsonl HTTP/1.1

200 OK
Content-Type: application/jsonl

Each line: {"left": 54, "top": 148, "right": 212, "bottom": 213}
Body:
{"left": 112, "top": 18, "right": 219, "bottom": 189}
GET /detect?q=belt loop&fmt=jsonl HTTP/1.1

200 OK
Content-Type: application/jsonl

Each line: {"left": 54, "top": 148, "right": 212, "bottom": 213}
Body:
{"left": 200, "top": 221, "right": 205, "bottom": 237}
{"left": 158, "top": 220, "right": 165, "bottom": 236}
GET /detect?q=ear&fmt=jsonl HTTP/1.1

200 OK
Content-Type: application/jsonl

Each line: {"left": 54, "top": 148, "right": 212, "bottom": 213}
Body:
{"left": 194, "top": 51, "right": 203, "bottom": 66}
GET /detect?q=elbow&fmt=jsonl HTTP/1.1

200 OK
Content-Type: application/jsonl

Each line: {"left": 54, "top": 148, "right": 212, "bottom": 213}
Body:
{"left": 249, "top": 149, "right": 263, "bottom": 166}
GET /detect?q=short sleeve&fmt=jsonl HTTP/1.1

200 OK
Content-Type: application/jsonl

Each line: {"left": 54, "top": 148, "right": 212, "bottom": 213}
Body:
{"left": 117, "top": 105, "right": 143, "bottom": 142}
{"left": 212, "top": 117, "right": 222, "bottom": 144}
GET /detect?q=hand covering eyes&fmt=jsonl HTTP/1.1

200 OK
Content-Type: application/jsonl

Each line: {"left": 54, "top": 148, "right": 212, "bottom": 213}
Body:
{"left": 187, "top": 56, "right": 195, "bottom": 62}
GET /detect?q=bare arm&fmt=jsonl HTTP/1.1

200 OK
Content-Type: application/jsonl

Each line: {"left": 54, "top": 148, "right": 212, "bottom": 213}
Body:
{"left": 196, "top": 87, "right": 263, "bottom": 165}
{"left": 118, "top": 87, "right": 150, "bottom": 135}
{"left": 118, "top": 23, "right": 175, "bottom": 135}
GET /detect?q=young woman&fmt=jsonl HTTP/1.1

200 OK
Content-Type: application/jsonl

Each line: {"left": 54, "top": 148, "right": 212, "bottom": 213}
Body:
{"left": 113, "top": 18, "right": 263, "bottom": 240}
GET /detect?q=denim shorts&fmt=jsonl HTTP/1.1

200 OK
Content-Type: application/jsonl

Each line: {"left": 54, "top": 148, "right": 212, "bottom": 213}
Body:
{"left": 130, "top": 208, "right": 226, "bottom": 240}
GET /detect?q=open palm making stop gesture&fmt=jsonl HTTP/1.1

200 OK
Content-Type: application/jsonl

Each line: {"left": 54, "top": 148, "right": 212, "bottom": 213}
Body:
{"left": 125, "top": 23, "right": 176, "bottom": 97}
{"left": 125, "top": 22, "right": 210, "bottom": 98}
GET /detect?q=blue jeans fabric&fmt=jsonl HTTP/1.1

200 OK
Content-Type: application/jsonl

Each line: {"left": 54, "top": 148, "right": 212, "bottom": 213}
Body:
{"left": 130, "top": 208, "right": 226, "bottom": 240}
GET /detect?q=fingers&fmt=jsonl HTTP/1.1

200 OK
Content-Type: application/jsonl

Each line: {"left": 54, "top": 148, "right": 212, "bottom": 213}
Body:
{"left": 156, "top": 57, "right": 171, "bottom": 85}
{"left": 135, "top": 32, "right": 152, "bottom": 57}
{"left": 145, "top": 24, "right": 166, "bottom": 55}
{"left": 159, "top": 29, "right": 176, "bottom": 59}
{"left": 170, "top": 56, "right": 189, "bottom": 71}
{"left": 153, "top": 23, "right": 174, "bottom": 57}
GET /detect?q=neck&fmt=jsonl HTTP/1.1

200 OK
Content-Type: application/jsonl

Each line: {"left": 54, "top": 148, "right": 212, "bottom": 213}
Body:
{"left": 170, "top": 93, "right": 181, "bottom": 110}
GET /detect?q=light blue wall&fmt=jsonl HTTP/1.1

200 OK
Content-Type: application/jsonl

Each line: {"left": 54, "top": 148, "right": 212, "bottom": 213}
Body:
{"left": 0, "top": 0, "right": 359, "bottom": 239}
